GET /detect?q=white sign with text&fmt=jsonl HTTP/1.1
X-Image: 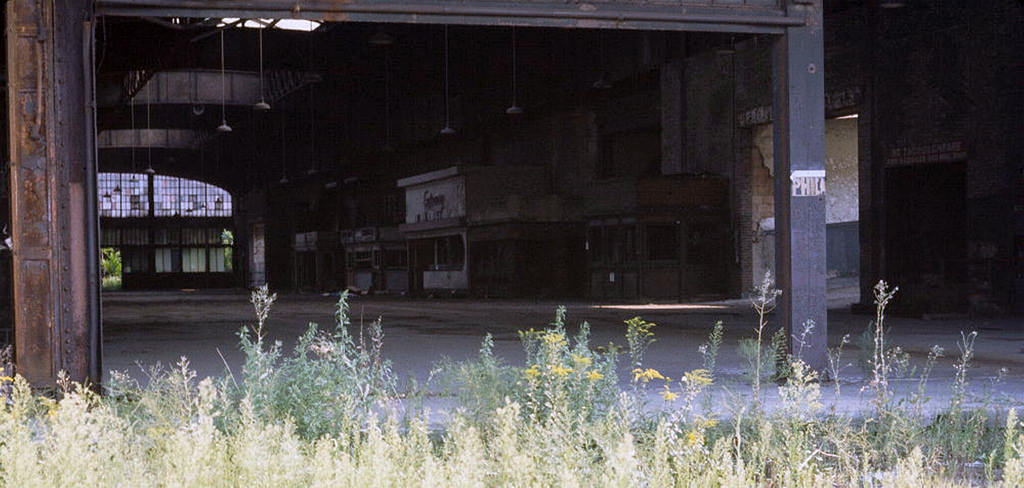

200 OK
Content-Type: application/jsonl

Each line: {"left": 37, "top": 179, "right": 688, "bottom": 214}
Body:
{"left": 405, "top": 177, "right": 466, "bottom": 224}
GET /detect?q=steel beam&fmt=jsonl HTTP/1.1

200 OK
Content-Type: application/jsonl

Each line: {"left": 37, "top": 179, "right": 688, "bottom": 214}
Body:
{"left": 6, "top": 0, "right": 100, "bottom": 386}
{"left": 96, "top": 0, "right": 803, "bottom": 34}
{"left": 772, "top": 1, "right": 826, "bottom": 372}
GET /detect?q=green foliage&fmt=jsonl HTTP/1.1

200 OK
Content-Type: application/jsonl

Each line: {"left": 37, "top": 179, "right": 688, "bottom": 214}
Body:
{"left": 0, "top": 284, "right": 1019, "bottom": 487}
{"left": 100, "top": 247, "right": 122, "bottom": 278}
{"left": 235, "top": 286, "right": 397, "bottom": 438}
{"left": 431, "top": 333, "right": 518, "bottom": 421}
{"left": 100, "top": 247, "right": 122, "bottom": 290}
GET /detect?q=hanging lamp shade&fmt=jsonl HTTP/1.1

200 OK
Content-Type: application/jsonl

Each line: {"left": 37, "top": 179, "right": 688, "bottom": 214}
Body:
{"left": 369, "top": 30, "right": 394, "bottom": 46}
{"left": 440, "top": 126, "right": 456, "bottom": 136}
{"left": 254, "top": 101, "right": 271, "bottom": 111}
{"left": 144, "top": 165, "right": 156, "bottom": 176}
{"left": 217, "top": 122, "right": 233, "bottom": 133}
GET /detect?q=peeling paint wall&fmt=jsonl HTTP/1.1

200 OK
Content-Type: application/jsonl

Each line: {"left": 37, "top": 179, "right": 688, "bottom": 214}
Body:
{"left": 825, "top": 118, "right": 858, "bottom": 224}
{"left": 749, "top": 118, "right": 859, "bottom": 284}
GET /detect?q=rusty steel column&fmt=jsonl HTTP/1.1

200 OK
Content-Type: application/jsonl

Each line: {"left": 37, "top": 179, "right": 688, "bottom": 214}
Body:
{"left": 6, "top": 0, "right": 99, "bottom": 386}
{"left": 772, "top": 0, "right": 827, "bottom": 372}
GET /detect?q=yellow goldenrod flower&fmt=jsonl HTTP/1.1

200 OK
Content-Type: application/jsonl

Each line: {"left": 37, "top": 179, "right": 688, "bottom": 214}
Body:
{"left": 660, "top": 388, "right": 679, "bottom": 402}
{"left": 542, "top": 333, "right": 567, "bottom": 347}
{"left": 524, "top": 365, "right": 542, "bottom": 379}
{"left": 550, "top": 365, "right": 574, "bottom": 376}
{"left": 571, "top": 354, "right": 593, "bottom": 367}
{"left": 586, "top": 370, "right": 604, "bottom": 381}
{"left": 0, "top": 376, "right": 13, "bottom": 383}
{"left": 632, "top": 368, "right": 666, "bottom": 383}
{"left": 701, "top": 419, "right": 719, "bottom": 429}
{"left": 686, "top": 430, "right": 702, "bottom": 446}
{"left": 683, "top": 369, "right": 713, "bottom": 387}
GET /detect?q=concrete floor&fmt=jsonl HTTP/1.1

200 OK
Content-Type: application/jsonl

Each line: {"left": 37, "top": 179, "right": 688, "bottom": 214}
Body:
{"left": 101, "top": 289, "right": 1024, "bottom": 416}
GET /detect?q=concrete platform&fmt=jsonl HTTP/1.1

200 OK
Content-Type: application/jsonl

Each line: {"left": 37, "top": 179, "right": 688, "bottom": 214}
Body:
{"left": 101, "top": 290, "right": 1024, "bottom": 417}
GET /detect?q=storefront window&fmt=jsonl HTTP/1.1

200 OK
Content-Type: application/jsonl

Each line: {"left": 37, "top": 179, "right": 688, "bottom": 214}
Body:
{"left": 647, "top": 224, "right": 679, "bottom": 261}
{"left": 433, "top": 235, "right": 465, "bottom": 270}
{"left": 384, "top": 248, "right": 407, "bottom": 268}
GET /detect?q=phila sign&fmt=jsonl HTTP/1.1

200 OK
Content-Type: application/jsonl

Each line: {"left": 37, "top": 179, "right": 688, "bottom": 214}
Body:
{"left": 790, "top": 170, "right": 826, "bottom": 197}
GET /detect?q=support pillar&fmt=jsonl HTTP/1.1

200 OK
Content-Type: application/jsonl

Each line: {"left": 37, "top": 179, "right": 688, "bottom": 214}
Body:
{"left": 772, "top": 0, "right": 827, "bottom": 372}
{"left": 6, "top": 0, "right": 100, "bottom": 386}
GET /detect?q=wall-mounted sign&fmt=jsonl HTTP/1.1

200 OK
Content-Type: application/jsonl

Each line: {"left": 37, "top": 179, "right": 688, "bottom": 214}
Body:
{"left": 824, "top": 87, "right": 861, "bottom": 113}
{"left": 736, "top": 106, "right": 772, "bottom": 128}
{"left": 404, "top": 177, "right": 466, "bottom": 224}
{"left": 736, "top": 87, "right": 861, "bottom": 128}
{"left": 791, "top": 169, "right": 826, "bottom": 197}
{"left": 342, "top": 227, "right": 378, "bottom": 244}
{"left": 885, "top": 141, "right": 967, "bottom": 166}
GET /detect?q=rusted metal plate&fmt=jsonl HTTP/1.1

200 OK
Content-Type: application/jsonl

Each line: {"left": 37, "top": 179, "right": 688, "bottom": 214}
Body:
{"left": 6, "top": 0, "right": 100, "bottom": 386}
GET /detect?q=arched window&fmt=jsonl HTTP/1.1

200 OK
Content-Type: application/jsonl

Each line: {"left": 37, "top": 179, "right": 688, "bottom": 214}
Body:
{"left": 99, "top": 173, "right": 235, "bottom": 286}
{"left": 97, "top": 173, "right": 149, "bottom": 218}
{"left": 98, "top": 173, "right": 232, "bottom": 218}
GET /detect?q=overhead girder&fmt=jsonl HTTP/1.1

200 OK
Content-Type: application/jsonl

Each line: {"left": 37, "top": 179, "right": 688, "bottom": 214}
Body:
{"left": 96, "top": 0, "right": 806, "bottom": 34}
{"left": 125, "top": 69, "right": 321, "bottom": 108}
{"left": 98, "top": 128, "right": 210, "bottom": 150}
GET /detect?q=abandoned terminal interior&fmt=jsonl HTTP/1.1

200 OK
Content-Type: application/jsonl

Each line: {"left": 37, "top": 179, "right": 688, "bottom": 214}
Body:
{"left": 0, "top": 0, "right": 1021, "bottom": 387}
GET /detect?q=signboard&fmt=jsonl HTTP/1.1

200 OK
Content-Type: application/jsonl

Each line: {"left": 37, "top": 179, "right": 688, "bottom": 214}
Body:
{"left": 791, "top": 170, "right": 825, "bottom": 197}
{"left": 885, "top": 141, "right": 967, "bottom": 167}
{"left": 736, "top": 87, "right": 861, "bottom": 128}
{"left": 341, "top": 227, "right": 378, "bottom": 244}
{"left": 404, "top": 177, "right": 466, "bottom": 224}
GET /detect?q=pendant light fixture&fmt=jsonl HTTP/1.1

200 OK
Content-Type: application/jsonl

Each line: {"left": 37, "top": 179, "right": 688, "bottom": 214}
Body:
{"left": 254, "top": 25, "right": 271, "bottom": 111}
{"left": 307, "top": 84, "right": 317, "bottom": 175}
{"left": 144, "top": 81, "right": 156, "bottom": 175}
{"left": 279, "top": 109, "right": 289, "bottom": 184}
{"left": 592, "top": 31, "right": 612, "bottom": 90}
{"left": 371, "top": 29, "right": 395, "bottom": 152}
{"left": 129, "top": 92, "right": 138, "bottom": 182}
{"left": 383, "top": 48, "right": 394, "bottom": 152}
{"left": 306, "top": 35, "right": 317, "bottom": 175}
{"left": 716, "top": 35, "right": 737, "bottom": 55}
{"left": 369, "top": 29, "right": 394, "bottom": 47}
{"left": 217, "top": 30, "right": 233, "bottom": 133}
{"left": 506, "top": 27, "right": 523, "bottom": 116}
{"left": 439, "top": 25, "right": 456, "bottom": 136}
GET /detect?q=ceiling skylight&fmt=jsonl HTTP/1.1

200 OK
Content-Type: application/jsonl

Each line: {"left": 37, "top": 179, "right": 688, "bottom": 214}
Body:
{"left": 217, "top": 18, "right": 321, "bottom": 32}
